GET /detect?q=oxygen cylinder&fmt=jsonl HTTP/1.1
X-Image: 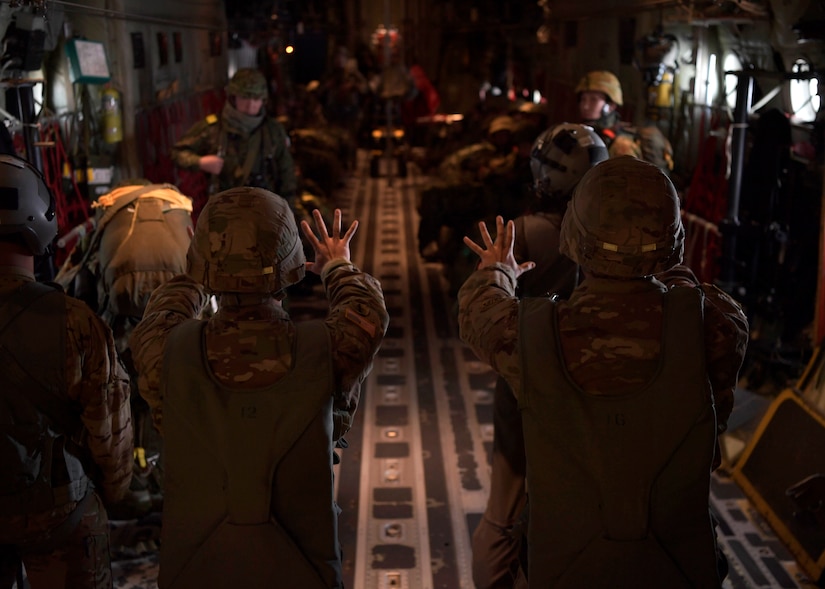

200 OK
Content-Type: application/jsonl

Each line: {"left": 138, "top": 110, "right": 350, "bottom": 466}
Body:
{"left": 102, "top": 87, "right": 123, "bottom": 144}
{"left": 655, "top": 69, "right": 675, "bottom": 108}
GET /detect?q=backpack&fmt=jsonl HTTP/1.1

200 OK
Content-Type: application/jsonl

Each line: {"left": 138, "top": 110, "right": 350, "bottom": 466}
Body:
{"left": 67, "top": 184, "right": 193, "bottom": 319}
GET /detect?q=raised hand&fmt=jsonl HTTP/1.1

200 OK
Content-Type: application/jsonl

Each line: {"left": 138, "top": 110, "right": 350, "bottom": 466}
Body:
{"left": 300, "top": 208, "right": 359, "bottom": 275}
{"left": 463, "top": 215, "right": 535, "bottom": 279}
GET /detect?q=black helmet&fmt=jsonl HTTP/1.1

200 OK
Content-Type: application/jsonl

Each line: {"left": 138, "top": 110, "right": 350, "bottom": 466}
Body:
{"left": 530, "top": 123, "right": 608, "bottom": 211}
{"left": 0, "top": 155, "right": 57, "bottom": 255}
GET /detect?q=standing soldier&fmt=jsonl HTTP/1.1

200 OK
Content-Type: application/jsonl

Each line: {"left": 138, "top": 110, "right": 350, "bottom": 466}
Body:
{"left": 459, "top": 157, "right": 748, "bottom": 587}
{"left": 0, "top": 155, "right": 133, "bottom": 588}
{"left": 171, "top": 68, "right": 297, "bottom": 206}
{"left": 55, "top": 180, "right": 194, "bottom": 518}
{"left": 575, "top": 70, "right": 674, "bottom": 173}
{"left": 470, "top": 123, "right": 609, "bottom": 589}
{"left": 129, "top": 187, "right": 388, "bottom": 588}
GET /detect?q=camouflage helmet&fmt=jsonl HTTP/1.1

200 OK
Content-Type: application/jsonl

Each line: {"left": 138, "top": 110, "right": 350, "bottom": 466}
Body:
{"left": 0, "top": 155, "right": 57, "bottom": 255}
{"left": 186, "top": 187, "right": 305, "bottom": 294}
{"left": 575, "top": 70, "right": 623, "bottom": 106}
{"left": 227, "top": 68, "right": 268, "bottom": 99}
{"left": 560, "top": 156, "right": 684, "bottom": 277}
{"left": 530, "top": 123, "right": 608, "bottom": 210}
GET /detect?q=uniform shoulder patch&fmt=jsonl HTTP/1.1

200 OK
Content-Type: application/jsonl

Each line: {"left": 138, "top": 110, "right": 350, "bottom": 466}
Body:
{"left": 205, "top": 114, "right": 218, "bottom": 125}
{"left": 345, "top": 307, "right": 377, "bottom": 338}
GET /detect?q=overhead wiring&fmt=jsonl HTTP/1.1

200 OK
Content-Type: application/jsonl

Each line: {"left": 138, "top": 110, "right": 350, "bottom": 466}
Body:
{"left": 48, "top": 0, "right": 224, "bottom": 31}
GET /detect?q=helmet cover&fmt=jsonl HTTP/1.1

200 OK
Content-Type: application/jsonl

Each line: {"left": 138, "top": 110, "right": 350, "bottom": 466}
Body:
{"left": 186, "top": 187, "right": 305, "bottom": 294}
{"left": 575, "top": 70, "right": 624, "bottom": 106}
{"left": 227, "top": 68, "right": 268, "bottom": 99}
{"left": 560, "top": 156, "right": 684, "bottom": 277}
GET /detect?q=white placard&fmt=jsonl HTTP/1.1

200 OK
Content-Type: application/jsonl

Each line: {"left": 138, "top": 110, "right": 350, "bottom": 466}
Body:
{"left": 73, "top": 40, "right": 110, "bottom": 79}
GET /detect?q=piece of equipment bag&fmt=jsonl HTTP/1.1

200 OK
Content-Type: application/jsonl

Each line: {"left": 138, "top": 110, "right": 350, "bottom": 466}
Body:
{"left": 62, "top": 184, "right": 193, "bottom": 318}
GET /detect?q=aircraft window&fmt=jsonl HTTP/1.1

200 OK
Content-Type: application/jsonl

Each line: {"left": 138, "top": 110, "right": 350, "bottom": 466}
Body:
{"left": 707, "top": 53, "right": 719, "bottom": 105}
{"left": 723, "top": 53, "right": 742, "bottom": 109}
{"left": 790, "top": 59, "right": 820, "bottom": 122}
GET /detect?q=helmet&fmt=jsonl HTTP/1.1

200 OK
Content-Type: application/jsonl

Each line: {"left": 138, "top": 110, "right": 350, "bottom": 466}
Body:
{"left": 516, "top": 101, "right": 549, "bottom": 116}
{"left": 559, "top": 156, "right": 684, "bottom": 277}
{"left": 0, "top": 155, "right": 57, "bottom": 255}
{"left": 227, "top": 68, "right": 268, "bottom": 99}
{"left": 488, "top": 115, "right": 517, "bottom": 135}
{"left": 530, "top": 123, "right": 608, "bottom": 209}
{"left": 575, "top": 70, "right": 623, "bottom": 106}
{"left": 186, "top": 187, "right": 305, "bottom": 294}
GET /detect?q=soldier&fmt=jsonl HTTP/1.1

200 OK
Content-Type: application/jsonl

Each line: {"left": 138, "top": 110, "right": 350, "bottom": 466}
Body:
{"left": 55, "top": 180, "right": 194, "bottom": 518}
{"left": 458, "top": 156, "right": 749, "bottom": 587}
{"left": 418, "top": 114, "right": 527, "bottom": 294}
{"left": 575, "top": 70, "right": 674, "bottom": 172}
{"left": 0, "top": 155, "right": 133, "bottom": 588}
{"left": 129, "top": 187, "right": 388, "bottom": 588}
{"left": 171, "top": 68, "right": 297, "bottom": 205}
{"left": 470, "top": 124, "right": 609, "bottom": 589}
{"left": 418, "top": 115, "right": 520, "bottom": 259}
{"left": 317, "top": 46, "right": 369, "bottom": 150}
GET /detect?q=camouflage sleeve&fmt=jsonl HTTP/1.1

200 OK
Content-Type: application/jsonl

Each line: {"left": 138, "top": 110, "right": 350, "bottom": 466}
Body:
{"left": 659, "top": 265, "right": 750, "bottom": 433}
{"left": 271, "top": 120, "right": 297, "bottom": 199}
{"left": 129, "top": 275, "right": 210, "bottom": 434}
{"left": 65, "top": 298, "right": 133, "bottom": 505}
{"left": 321, "top": 259, "right": 389, "bottom": 439}
{"left": 457, "top": 264, "right": 523, "bottom": 396}
{"left": 171, "top": 118, "right": 220, "bottom": 171}
{"left": 609, "top": 134, "right": 643, "bottom": 159}
{"left": 700, "top": 283, "right": 749, "bottom": 434}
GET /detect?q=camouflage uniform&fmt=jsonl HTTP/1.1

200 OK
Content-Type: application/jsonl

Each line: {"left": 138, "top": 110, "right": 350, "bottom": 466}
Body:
{"left": 469, "top": 211, "right": 576, "bottom": 589}
{"left": 130, "top": 261, "right": 388, "bottom": 438}
{"left": 129, "top": 188, "right": 388, "bottom": 587}
{"left": 0, "top": 155, "right": 132, "bottom": 589}
{"left": 470, "top": 125, "right": 608, "bottom": 589}
{"left": 0, "top": 268, "right": 133, "bottom": 589}
{"left": 459, "top": 157, "right": 748, "bottom": 586}
{"left": 576, "top": 70, "right": 674, "bottom": 172}
{"left": 459, "top": 265, "right": 748, "bottom": 431}
{"left": 599, "top": 117, "right": 674, "bottom": 173}
{"left": 171, "top": 70, "right": 297, "bottom": 202}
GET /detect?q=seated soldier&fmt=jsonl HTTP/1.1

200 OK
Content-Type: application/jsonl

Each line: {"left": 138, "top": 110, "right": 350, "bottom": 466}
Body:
{"left": 417, "top": 115, "right": 519, "bottom": 261}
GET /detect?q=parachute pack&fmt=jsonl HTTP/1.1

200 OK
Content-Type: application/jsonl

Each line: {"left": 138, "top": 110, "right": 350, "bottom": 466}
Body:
{"left": 58, "top": 184, "right": 193, "bottom": 319}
